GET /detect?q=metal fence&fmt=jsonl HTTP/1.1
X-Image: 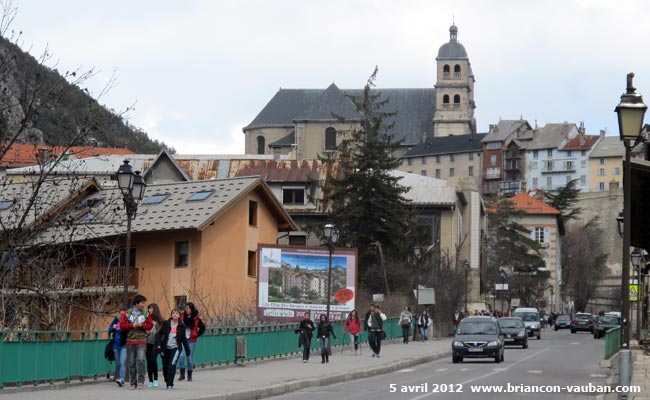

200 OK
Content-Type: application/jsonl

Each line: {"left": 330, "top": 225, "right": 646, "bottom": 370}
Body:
{"left": 0, "top": 317, "right": 404, "bottom": 388}
{"left": 604, "top": 326, "right": 621, "bottom": 359}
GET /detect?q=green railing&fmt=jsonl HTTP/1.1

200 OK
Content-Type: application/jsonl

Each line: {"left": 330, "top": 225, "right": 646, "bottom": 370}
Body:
{"left": 0, "top": 317, "right": 404, "bottom": 388}
{"left": 604, "top": 326, "right": 621, "bottom": 359}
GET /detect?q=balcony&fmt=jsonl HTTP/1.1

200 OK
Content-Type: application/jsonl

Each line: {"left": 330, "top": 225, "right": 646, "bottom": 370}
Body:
{"left": 504, "top": 160, "right": 521, "bottom": 171}
{"left": 499, "top": 181, "right": 526, "bottom": 197}
{"left": 2, "top": 265, "right": 139, "bottom": 295}
{"left": 485, "top": 167, "right": 501, "bottom": 180}
{"left": 541, "top": 159, "right": 576, "bottom": 173}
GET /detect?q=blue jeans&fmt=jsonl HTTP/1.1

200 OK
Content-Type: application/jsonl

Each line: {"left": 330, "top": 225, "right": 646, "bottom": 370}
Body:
{"left": 114, "top": 346, "right": 127, "bottom": 381}
{"left": 419, "top": 326, "right": 429, "bottom": 342}
{"left": 127, "top": 344, "right": 146, "bottom": 386}
{"left": 178, "top": 341, "right": 197, "bottom": 370}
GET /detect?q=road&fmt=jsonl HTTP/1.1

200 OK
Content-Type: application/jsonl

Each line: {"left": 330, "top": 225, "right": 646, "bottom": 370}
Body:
{"left": 269, "top": 328, "right": 611, "bottom": 400}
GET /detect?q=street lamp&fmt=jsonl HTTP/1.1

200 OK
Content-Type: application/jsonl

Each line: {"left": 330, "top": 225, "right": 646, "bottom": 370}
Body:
{"left": 631, "top": 249, "right": 644, "bottom": 341}
{"left": 323, "top": 223, "right": 338, "bottom": 320}
{"left": 615, "top": 72, "right": 647, "bottom": 350}
{"left": 464, "top": 260, "right": 470, "bottom": 313}
{"left": 116, "top": 160, "right": 146, "bottom": 309}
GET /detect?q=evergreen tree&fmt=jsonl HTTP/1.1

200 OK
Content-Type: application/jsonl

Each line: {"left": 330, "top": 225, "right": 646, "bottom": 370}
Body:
{"left": 487, "top": 199, "right": 549, "bottom": 307}
{"left": 321, "top": 68, "right": 411, "bottom": 293}
{"left": 543, "top": 178, "right": 582, "bottom": 223}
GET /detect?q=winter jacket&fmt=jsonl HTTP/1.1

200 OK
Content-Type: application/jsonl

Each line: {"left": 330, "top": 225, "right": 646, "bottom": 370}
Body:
{"left": 417, "top": 314, "right": 432, "bottom": 328}
{"left": 108, "top": 316, "right": 123, "bottom": 349}
{"left": 120, "top": 308, "right": 153, "bottom": 345}
{"left": 182, "top": 310, "right": 206, "bottom": 343}
{"left": 367, "top": 312, "right": 386, "bottom": 331}
{"left": 157, "top": 319, "right": 191, "bottom": 355}
{"left": 343, "top": 316, "right": 361, "bottom": 335}
{"left": 317, "top": 322, "right": 336, "bottom": 339}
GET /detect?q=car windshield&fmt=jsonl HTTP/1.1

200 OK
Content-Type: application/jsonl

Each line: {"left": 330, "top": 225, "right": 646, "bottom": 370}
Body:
{"left": 457, "top": 322, "right": 497, "bottom": 335}
{"left": 557, "top": 316, "right": 570, "bottom": 322}
{"left": 576, "top": 313, "right": 591, "bottom": 320}
{"left": 599, "top": 316, "right": 620, "bottom": 324}
{"left": 514, "top": 312, "right": 538, "bottom": 322}
{"left": 498, "top": 319, "right": 523, "bottom": 328}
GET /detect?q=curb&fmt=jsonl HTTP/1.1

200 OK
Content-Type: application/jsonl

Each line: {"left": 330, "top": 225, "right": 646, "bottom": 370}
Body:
{"left": 187, "top": 350, "right": 452, "bottom": 400}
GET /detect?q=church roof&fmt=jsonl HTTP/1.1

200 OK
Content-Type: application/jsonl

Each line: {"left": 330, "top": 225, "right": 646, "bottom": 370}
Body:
{"left": 402, "top": 133, "right": 486, "bottom": 157}
{"left": 268, "top": 131, "right": 295, "bottom": 148}
{"left": 437, "top": 23, "right": 469, "bottom": 59}
{"left": 245, "top": 87, "right": 437, "bottom": 145}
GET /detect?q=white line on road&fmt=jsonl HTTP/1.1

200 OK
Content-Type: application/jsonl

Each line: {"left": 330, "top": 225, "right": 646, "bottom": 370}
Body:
{"left": 570, "top": 342, "right": 580, "bottom": 345}
{"left": 434, "top": 368, "right": 448, "bottom": 372}
{"left": 590, "top": 373, "right": 607, "bottom": 378}
{"left": 408, "top": 346, "right": 551, "bottom": 400}
{"left": 398, "top": 369, "right": 416, "bottom": 373}
{"left": 459, "top": 368, "right": 469, "bottom": 371}
{"left": 527, "top": 370, "right": 542, "bottom": 374}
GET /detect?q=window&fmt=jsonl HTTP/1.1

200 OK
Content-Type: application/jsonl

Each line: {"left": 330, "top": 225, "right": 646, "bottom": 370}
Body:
{"left": 289, "top": 235, "right": 307, "bottom": 246}
{"left": 325, "top": 127, "right": 337, "bottom": 151}
{"left": 581, "top": 159, "right": 586, "bottom": 168}
{"left": 282, "top": 188, "right": 305, "bottom": 205}
{"left": 534, "top": 227, "right": 545, "bottom": 243}
{"left": 613, "top": 167, "right": 620, "bottom": 175}
{"left": 490, "top": 155, "right": 497, "bottom": 167}
{"left": 143, "top": 193, "right": 170, "bottom": 205}
{"left": 533, "top": 177, "right": 538, "bottom": 188}
{"left": 407, "top": 158, "right": 412, "bottom": 166}
{"left": 454, "top": 64, "right": 461, "bottom": 79}
{"left": 531, "top": 161, "right": 538, "bottom": 170}
{"left": 249, "top": 201, "right": 258, "bottom": 226}
{"left": 187, "top": 190, "right": 214, "bottom": 201}
{"left": 566, "top": 175, "right": 572, "bottom": 184}
{"left": 598, "top": 182, "right": 605, "bottom": 191}
{"left": 435, "top": 155, "right": 441, "bottom": 163}
{"left": 565, "top": 161, "right": 574, "bottom": 170}
{"left": 99, "top": 248, "right": 136, "bottom": 267}
{"left": 546, "top": 176, "right": 552, "bottom": 188}
{"left": 443, "top": 64, "right": 450, "bottom": 79}
{"left": 443, "top": 94, "right": 450, "bottom": 104}
{"left": 599, "top": 158, "right": 605, "bottom": 165}
{"left": 533, "top": 150, "right": 538, "bottom": 159}
{"left": 175, "top": 296, "right": 187, "bottom": 310}
{"left": 469, "top": 152, "right": 474, "bottom": 160}
{"left": 468, "top": 166, "right": 474, "bottom": 176}
{"left": 422, "top": 156, "right": 426, "bottom": 165}
{"left": 453, "top": 94, "right": 461, "bottom": 104}
{"left": 435, "top": 169, "right": 441, "bottom": 179}
{"left": 598, "top": 168, "right": 605, "bottom": 176}
{"left": 450, "top": 154, "right": 455, "bottom": 162}
{"left": 582, "top": 150, "right": 587, "bottom": 156}
{"left": 0, "top": 200, "right": 13, "bottom": 210}
{"left": 545, "top": 160, "right": 553, "bottom": 171}
{"left": 486, "top": 142, "right": 500, "bottom": 150}
{"left": 248, "top": 251, "right": 257, "bottom": 277}
{"left": 547, "top": 149, "right": 553, "bottom": 157}
{"left": 256, "top": 136, "right": 266, "bottom": 155}
{"left": 449, "top": 168, "right": 455, "bottom": 177}
{"left": 421, "top": 170, "right": 427, "bottom": 176}
{"left": 580, "top": 175, "right": 586, "bottom": 186}
{"left": 175, "top": 241, "right": 189, "bottom": 267}
{"left": 567, "top": 151, "right": 572, "bottom": 157}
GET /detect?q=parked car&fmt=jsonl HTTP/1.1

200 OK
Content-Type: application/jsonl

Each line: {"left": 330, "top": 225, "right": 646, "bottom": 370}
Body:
{"left": 513, "top": 307, "right": 541, "bottom": 339}
{"left": 452, "top": 316, "right": 505, "bottom": 364}
{"left": 498, "top": 317, "right": 528, "bottom": 348}
{"left": 554, "top": 315, "right": 571, "bottom": 330}
{"left": 570, "top": 312, "right": 594, "bottom": 333}
{"left": 592, "top": 315, "right": 621, "bottom": 339}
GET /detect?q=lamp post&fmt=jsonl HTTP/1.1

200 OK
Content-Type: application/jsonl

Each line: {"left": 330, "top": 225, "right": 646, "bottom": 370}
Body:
{"left": 323, "top": 223, "right": 338, "bottom": 320}
{"left": 116, "top": 160, "right": 146, "bottom": 309}
{"left": 631, "top": 249, "right": 644, "bottom": 341}
{"left": 499, "top": 268, "right": 508, "bottom": 315}
{"left": 615, "top": 72, "right": 647, "bottom": 350}
{"left": 464, "top": 260, "right": 470, "bottom": 313}
{"left": 414, "top": 246, "right": 422, "bottom": 316}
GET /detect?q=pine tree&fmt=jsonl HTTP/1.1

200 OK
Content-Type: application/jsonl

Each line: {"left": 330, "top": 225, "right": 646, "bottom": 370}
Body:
{"left": 543, "top": 178, "right": 582, "bottom": 223}
{"left": 321, "top": 68, "right": 412, "bottom": 293}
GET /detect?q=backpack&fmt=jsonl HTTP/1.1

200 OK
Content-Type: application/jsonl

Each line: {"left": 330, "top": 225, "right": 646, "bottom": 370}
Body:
{"left": 104, "top": 340, "right": 115, "bottom": 362}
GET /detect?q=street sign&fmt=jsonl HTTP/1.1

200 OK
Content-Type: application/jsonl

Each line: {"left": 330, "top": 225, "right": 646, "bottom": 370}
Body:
{"left": 412, "top": 288, "right": 435, "bottom": 305}
{"left": 629, "top": 284, "right": 639, "bottom": 302}
{"left": 373, "top": 294, "right": 384, "bottom": 303}
{"left": 496, "top": 283, "right": 509, "bottom": 291}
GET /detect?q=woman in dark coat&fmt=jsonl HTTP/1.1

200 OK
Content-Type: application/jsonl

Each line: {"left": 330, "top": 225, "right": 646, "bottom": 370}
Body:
{"left": 157, "top": 309, "right": 191, "bottom": 391}
{"left": 317, "top": 314, "right": 336, "bottom": 364}
{"left": 295, "top": 311, "right": 315, "bottom": 363}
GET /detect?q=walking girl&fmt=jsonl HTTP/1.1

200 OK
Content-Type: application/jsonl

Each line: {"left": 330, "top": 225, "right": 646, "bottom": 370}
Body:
{"left": 343, "top": 309, "right": 361, "bottom": 355}
{"left": 417, "top": 309, "right": 433, "bottom": 343}
{"left": 157, "top": 309, "right": 191, "bottom": 391}
{"left": 295, "top": 311, "right": 315, "bottom": 362}
{"left": 146, "top": 303, "right": 164, "bottom": 387}
{"left": 317, "top": 314, "right": 336, "bottom": 363}
{"left": 399, "top": 305, "right": 413, "bottom": 344}
{"left": 178, "top": 302, "right": 205, "bottom": 382}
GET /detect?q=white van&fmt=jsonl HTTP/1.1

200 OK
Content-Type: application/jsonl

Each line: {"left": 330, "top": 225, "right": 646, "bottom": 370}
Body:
{"left": 513, "top": 307, "right": 541, "bottom": 340}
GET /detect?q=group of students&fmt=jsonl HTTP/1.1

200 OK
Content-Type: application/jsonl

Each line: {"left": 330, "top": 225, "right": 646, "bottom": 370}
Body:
{"left": 295, "top": 304, "right": 390, "bottom": 362}
{"left": 398, "top": 305, "right": 433, "bottom": 344}
{"left": 108, "top": 294, "right": 205, "bottom": 391}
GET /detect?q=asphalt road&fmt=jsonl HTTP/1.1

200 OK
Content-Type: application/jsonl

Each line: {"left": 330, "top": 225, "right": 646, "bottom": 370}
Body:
{"left": 269, "top": 328, "right": 611, "bottom": 400}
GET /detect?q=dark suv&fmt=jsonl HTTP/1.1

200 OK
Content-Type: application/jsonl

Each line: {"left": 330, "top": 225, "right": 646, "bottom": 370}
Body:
{"left": 570, "top": 312, "right": 594, "bottom": 333}
{"left": 592, "top": 315, "right": 620, "bottom": 339}
{"left": 452, "top": 316, "right": 505, "bottom": 363}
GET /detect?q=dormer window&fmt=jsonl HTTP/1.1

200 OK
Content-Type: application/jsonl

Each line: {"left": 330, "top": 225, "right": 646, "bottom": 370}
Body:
{"left": 282, "top": 187, "right": 305, "bottom": 205}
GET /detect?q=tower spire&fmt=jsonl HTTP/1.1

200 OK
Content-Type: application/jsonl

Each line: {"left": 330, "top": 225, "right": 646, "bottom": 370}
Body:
{"left": 450, "top": 22, "right": 458, "bottom": 42}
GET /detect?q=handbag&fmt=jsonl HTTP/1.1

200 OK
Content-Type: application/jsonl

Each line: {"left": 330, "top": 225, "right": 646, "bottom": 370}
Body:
{"left": 380, "top": 330, "right": 387, "bottom": 340}
{"left": 400, "top": 319, "right": 411, "bottom": 327}
{"left": 104, "top": 341, "right": 115, "bottom": 362}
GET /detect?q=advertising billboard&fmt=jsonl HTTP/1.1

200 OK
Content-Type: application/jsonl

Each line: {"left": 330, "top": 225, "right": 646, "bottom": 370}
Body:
{"left": 257, "top": 244, "right": 358, "bottom": 321}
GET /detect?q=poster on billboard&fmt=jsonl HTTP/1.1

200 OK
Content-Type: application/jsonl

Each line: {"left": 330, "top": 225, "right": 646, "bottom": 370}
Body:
{"left": 257, "top": 244, "right": 358, "bottom": 322}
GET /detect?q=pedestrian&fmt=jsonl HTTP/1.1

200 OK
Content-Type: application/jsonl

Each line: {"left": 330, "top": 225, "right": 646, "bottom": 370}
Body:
{"left": 178, "top": 302, "right": 205, "bottom": 382}
{"left": 417, "top": 309, "right": 432, "bottom": 343}
{"left": 317, "top": 314, "right": 336, "bottom": 363}
{"left": 120, "top": 294, "right": 153, "bottom": 390}
{"left": 157, "top": 308, "right": 191, "bottom": 391}
{"left": 146, "top": 303, "right": 164, "bottom": 387}
{"left": 452, "top": 309, "right": 462, "bottom": 335}
{"left": 363, "top": 304, "right": 374, "bottom": 332}
{"left": 343, "top": 309, "right": 362, "bottom": 355}
{"left": 109, "top": 309, "right": 127, "bottom": 387}
{"left": 367, "top": 305, "right": 386, "bottom": 357}
{"left": 295, "top": 311, "right": 315, "bottom": 362}
{"left": 399, "top": 305, "right": 412, "bottom": 344}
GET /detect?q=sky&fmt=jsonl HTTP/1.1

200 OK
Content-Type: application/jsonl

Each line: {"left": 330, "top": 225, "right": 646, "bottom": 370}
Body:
{"left": 8, "top": 0, "right": 650, "bottom": 154}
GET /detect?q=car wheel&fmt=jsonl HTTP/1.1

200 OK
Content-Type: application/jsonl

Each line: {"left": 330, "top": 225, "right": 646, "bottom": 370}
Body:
{"left": 500, "top": 351, "right": 504, "bottom": 362}
{"left": 571, "top": 330, "right": 576, "bottom": 334}
{"left": 523, "top": 341, "right": 528, "bottom": 349}
{"left": 537, "top": 332, "right": 541, "bottom": 340}
{"left": 555, "top": 326, "right": 558, "bottom": 331}
{"left": 494, "top": 353, "right": 501, "bottom": 363}
{"left": 452, "top": 356, "right": 458, "bottom": 363}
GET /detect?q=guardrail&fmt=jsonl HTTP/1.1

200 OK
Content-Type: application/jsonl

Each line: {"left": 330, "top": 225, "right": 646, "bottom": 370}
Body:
{"left": 0, "top": 317, "right": 405, "bottom": 388}
{"left": 604, "top": 326, "right": 621, "bottom": 359}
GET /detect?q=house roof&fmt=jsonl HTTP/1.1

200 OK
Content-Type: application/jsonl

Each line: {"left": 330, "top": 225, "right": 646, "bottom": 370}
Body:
{"left": 244, "top": 87, "right": 437, "bottom": 145}
{"left": 389, "top": 170, "right": 457, "bottom": 206}
{"left": 560, "top": 135, "right": 600, "bottom": 151}
{"left": 589, "top": 136, "right": 625, "bottom": 158}
{"left": 0, "top": 144, "right": 134, "bottom": 169}
{"left": 522, "top": 123, "right": 577, "bottom": 150}
{"left": 402, "top": 133, "right": 486, "bottom": 157}
{"left": 508, "top": 193, "right": 560, "bottom": 215}
{"left": 481, "top": 120, "right": 532, "bottom": 143}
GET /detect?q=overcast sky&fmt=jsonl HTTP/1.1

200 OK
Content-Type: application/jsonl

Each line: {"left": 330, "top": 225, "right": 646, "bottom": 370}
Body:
{"left": 9, "top": 0, "right": 650, "bottom": 154}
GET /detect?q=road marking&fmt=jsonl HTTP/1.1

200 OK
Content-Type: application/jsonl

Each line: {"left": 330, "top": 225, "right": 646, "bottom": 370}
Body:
{"left": 434, "top": 368, "right": 448, "bottom": 372}
{"left": 408, "top": 346, "right": 551, "bottom": 400}
{"left": 397, "top": 368, "right": 415, "bottom": 373}
{"left": 570, "top": 342, "right": 580, "bottom": 345}
{"left": 459, "top": 368, "right": 468, "bottom": 371}
{"left": 590, "top": 373, "right": 607, "bottom": 378}
{"left": 527, "top": 370, "right": 542, "bottom": 374}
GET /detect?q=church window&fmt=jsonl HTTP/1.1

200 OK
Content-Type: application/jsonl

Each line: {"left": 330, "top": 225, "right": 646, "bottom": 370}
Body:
{"left": 454, "top": 64, "right": 461, "bottom": 79}
{"left": 256, "top": 136, "right": 265, "bottom": 155}
{"left": 443, "top": 64, "right": 450, "bottom": 79}
{"left": 443, "top": 95, "right": 450, "bottom": 109}
{"left": 453, "top": 94, "right": 461, "bottom": 109}
{"left": 325, "top": 127, "right": 337, "bottom": 151}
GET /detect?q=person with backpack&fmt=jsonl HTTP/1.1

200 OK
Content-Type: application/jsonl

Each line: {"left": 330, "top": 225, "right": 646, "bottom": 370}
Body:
{"left": 178, "top": 302, "right": 205, "bottom": 382}
{"left": 343, "top": 309, "right": 361, "bottom": 355}
{"left": 157, "top": 308, "right": 191, "bottom": 391}
{"left": 108, "top": 309, "right": 127, "bottom": 387}
{"left": 120, "top": 294, "right": 153, "bottom": 390}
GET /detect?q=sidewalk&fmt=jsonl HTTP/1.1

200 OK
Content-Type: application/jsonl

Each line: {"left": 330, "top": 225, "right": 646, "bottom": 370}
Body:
{"left": 0, "top": 338, "right": 451, "bottom": 400}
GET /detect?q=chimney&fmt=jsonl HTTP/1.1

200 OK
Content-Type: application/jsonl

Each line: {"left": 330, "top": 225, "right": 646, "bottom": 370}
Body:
{"left": 600, "top": 129, "right": 606, "bottom": 138}
{"left": 579, "top": 121, "right": 586, "bottom": 135}
{"left": 489, "top": 124, "right": 496, "bottom": 134}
